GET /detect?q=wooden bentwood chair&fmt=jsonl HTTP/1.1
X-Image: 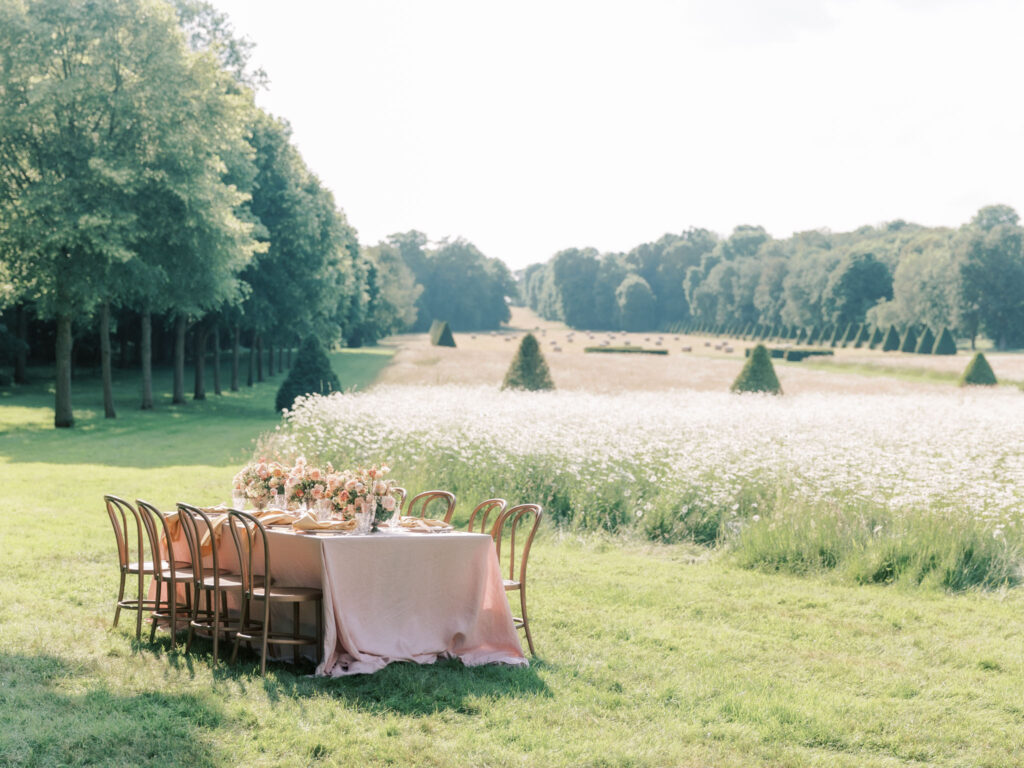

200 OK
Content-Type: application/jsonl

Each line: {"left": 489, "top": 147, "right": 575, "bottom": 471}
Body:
{"left": 467, "top": 498, "right": 507, "bottom": 541}
{"left": 104, "top": 495, "right": 160, "bottom": 640}
{"left": 135, "top": 499, "right": 194, "bottom": 648}
{"left": 405, "top": 490, "right": 457, "bottom": 524}
{"left": 492, "top": 503, "right": 543, "bottom": 656}
{"left": 225, "top": 510, "right": 323, "bottom": 675}
{"left": 176, "top": 503, "right": 248, "bottom": 665}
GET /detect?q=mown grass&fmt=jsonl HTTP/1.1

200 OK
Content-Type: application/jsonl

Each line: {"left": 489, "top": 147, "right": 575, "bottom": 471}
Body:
{"left": 5, "top": 357, "right": 1024, "bottom": 766}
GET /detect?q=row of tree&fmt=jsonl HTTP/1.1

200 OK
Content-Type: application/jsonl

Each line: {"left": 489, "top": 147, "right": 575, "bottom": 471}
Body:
{"left": 521, "top": 205, "right": 1024, "bottom": 350}
{"left": 0, "top": 1, "right": 514, "bottom": 427}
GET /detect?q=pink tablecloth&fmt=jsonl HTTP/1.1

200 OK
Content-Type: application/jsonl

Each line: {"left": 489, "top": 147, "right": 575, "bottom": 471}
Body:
{"left": 153, "top": 524, "right": 527, "bottom": 675}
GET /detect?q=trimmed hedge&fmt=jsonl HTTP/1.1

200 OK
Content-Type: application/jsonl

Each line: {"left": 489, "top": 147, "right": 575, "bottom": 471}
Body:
{"left": 869, "top": 326, "right": 884, "bottom": 349}
{"left": 899, "top": 325, "right": 918, "bottom": 353}
{"left": 275, "top": 337, "right": 341, "bottom": 412}
{"left": 915, "top": 326, "right": 935, "bottom": 355}
{"left": 584, "top": 346, "right": 668, "bottom": 355}
{"left": 960, "top": 352, "right": 997, "bottom": 386}
{"left": 882, "top": 324, "right": 901, "bottom": 351}
{"left": 429, "top": 319, "right": 456, "bottom": 347}
{"left": 502, "top": 333, "right": 554, "bottom": 390}
{"left": 933, "top": 327, "right": 957, "bottom": 355}
{"left": 732, "top": 344, "right": 782, "bottom": 394}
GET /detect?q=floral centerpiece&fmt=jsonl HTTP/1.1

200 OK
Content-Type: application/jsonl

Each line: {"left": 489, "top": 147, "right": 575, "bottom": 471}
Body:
{"left": 232, "top": 459, "right": 287, "bottom": 510}
{"left": 329, "top": 464, "right": 398, "bottom": 526}
{"left": 286, "top": 456, "right": 330, "bottom": 509}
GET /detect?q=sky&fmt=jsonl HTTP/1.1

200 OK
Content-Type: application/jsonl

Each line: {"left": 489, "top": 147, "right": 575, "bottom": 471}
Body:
{"left": 210, "top": 0, "right": 1024, "bottom": 270}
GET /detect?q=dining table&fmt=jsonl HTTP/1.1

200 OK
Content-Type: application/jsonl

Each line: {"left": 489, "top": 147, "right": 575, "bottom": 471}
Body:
{"left": 152, "top": 512, "right": 528, "bottom": 676}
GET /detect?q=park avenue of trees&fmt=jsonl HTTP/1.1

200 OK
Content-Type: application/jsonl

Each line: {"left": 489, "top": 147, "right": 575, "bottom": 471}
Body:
{"left": 0, "top": 0, "right": 512, "bottom": 427}
{"left": 522, "top": 205, "right": 1024, "bottom": 350}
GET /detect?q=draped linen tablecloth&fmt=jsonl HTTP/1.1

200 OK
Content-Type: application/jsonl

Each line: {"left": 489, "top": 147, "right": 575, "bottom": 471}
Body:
{"left": 267, "top": 529, "right": 527, "bottom": 676}
{"left": 152, "top": 523, "right": 527, "bottom": 675}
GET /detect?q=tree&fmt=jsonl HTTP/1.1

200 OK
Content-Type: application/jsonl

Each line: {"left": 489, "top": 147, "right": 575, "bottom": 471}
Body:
{"left": 0, "top": 0, "right": 256, "bottom": 426}
{"left": 502, "top": 334, "right": 554, "bottom": 391}
{"left": 956, "top": 205, "right": 1024, "bottom": 350}
{"left": 822, "top": 251, "right": 893, "bottom": 327}
{"left": 615, "top": 275, "right": 656, "bottom": 331}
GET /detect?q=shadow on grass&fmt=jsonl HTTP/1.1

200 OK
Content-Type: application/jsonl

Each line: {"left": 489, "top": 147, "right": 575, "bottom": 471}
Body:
{"left": 163, "top": 635, "right": 550, "bottom": 717}
{"left": 0, "top": 652, "right": 222, "bottom": 767}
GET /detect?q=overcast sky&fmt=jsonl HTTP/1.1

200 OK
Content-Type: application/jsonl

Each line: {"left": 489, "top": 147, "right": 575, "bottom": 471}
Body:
{"left": 211, "top": 0, "right": 1024, "bottom": 270}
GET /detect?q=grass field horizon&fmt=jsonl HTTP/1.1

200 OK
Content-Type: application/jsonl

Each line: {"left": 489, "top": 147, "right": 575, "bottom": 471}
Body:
{"left": 5, "top": 317, "right": 1024, "bottom": 766}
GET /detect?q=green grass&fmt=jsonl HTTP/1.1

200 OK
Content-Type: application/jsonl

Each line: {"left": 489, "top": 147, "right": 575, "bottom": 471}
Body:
{"left": 5, "top": 356, "right": 1024, "bottom": 766}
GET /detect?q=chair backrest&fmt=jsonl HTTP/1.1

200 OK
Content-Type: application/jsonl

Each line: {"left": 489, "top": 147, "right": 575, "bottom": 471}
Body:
{"left": 406, "top": 490, "right": 457, "bottom": 524}
{"left": 493, "top": 504, "right": 543, "bottom": 585}
{"left": 392, "top": 486, "right": 407, "bottom": 514}
{"left": 224, "top": 509, "right": 269, "bottom": 599}
{"left": 175, "top": 503, "right": 225, "bottom": 585}
{"left": 467, "top": 499, "right": 507, "bottom": 537}
{"left": 135, "top": 498, "right": 174, "bottom": 570}
{"left": 104, "top": 494, "right": 144, "bottom": 571}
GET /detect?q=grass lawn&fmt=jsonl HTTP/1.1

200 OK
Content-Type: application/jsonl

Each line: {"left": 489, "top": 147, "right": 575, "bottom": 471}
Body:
{"left": 3, "top": 351, "right": 1024, "bottom": 767}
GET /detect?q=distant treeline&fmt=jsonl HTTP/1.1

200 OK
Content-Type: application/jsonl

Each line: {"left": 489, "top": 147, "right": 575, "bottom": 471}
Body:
{"left": 521, "top": 205, "right": 1024, "bottom": 350}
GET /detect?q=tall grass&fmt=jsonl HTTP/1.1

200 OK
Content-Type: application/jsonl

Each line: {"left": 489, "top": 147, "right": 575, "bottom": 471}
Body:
{"left": 263, "top": 385, "right": 1024, "bottom": 590}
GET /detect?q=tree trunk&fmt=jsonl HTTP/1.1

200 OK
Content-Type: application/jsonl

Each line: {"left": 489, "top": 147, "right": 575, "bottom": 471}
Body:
{"left": 286, "top": 345, "right": 292, "bottom": 369}
{"left": 100, "top": 301, "right": 116, "bottom": 419}
{"left": 213, "top": 324, "right": 222, "bottom": 395}
{"left": 278, "top": 346, "right": 283, "bottom": 371}
{"left": 247, "top": 331, "right": 255, "bottom": 387}
{"left": 140, "top": 309, "right": 154, "bottom": 410}
{"left": 268, "top": 341, "right": 276, "bottom": 377}
{"left": 172, "top": 314, "right": 187, "bottom": 404}
{"left": 14, "top": 304, "right": 28, "bottom": 384}
{"left": 231, "top": 325, "right": 240, "bottom": 392}
{"left": 193, "top": 324, "right": 207, "bottom": 401}
{"left": 256, "top": 334, "right": 264, "bottom": 382}
{"left": 54, "top": 313, "right": 74, "bottom": 428}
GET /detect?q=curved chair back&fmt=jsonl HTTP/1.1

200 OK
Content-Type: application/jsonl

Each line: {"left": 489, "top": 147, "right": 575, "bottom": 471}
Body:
{"left": 406, "top": 490, "right": 457, "bottom": 523}
{"left": 137, "top": 499, "right": 185, "bottom": 645}
{"left": 175, "top": 503, "right": 225, "bottom": 585}
{"left": 224, "top": 509, "right": 270, "bottom": 601}
{"left": 467, "top": 499, "right": 507, "bottom": 537}
{"left": 104, "top": 494, "right": 144, "bottom": 573}
{"left": 493, "top": 503, "right": 543, "bottom": 583}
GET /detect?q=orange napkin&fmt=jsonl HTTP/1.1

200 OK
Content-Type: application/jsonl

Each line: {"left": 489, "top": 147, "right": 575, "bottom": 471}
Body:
{"left": 394, "top": 516, "right": 452, "bottom": 531}
{"left": 291, "top": 512, "right": 356, "bottom": 532}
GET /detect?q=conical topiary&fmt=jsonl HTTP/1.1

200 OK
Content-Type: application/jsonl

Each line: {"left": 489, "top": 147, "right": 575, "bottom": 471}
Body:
{"left": 502, "top": 333, "right": 554, "bottom": 391}
{"left": 854, "top": 324, "right": 871, "bottom": 348}
{"left": 869, "top": 326, "right": 884, "bottom": 349}
{"left": 807, "top": 325, "right": 821, "bottom": 345}
{"left": 899, "top": 325, "right": 918, "bottom": 353}
{"left": 914, "top": 326, "right": 935, "bottom": 355}
{"left": 960, "top": 352, "right": 997, "bottom": 386}
{"left": 842, "top": 323, "right": 859, "bottom": 347}
{"left": 275, "top": 337, "right": 341, "bottom": 412}
{"left": 429, "top": 319, "right": 456, "bottom": 347}
{"left": 731, "top": 344, "right": 782, "bottom": 395}
{"left": 933, "top": 327, "right": 957, "bottom": 355}
{"left": 881, "top": 324, "right": 901, "bottom": 351}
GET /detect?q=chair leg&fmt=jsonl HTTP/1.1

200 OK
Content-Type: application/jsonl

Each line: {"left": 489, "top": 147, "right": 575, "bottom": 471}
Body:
{"left": 135, "top": 571, "right": 145, "bottom": 640}
{"left": 212, "top": 590, "right": 220, "bottom": 665}
{"left": 260, "top": 606, "right": 269, "bottom": 676}
{"left": 292, "top": 603, "right": 300, "bottom": 666}
{"left": 114, "top": 572, "right": 126, "bottom": 627}
{"left": 520, "top": 586, "right": 535, "bottom": 656}
{"left": 149, "top": 580, "right": 160, "bottom": 644}
{"left": 168, "top": 582, "right": 177, "bottom": 650}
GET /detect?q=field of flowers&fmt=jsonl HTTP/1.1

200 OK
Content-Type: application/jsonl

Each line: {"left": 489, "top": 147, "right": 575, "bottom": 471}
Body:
{"left": 262, "top": 385, "right": 1024, "bottom": 589}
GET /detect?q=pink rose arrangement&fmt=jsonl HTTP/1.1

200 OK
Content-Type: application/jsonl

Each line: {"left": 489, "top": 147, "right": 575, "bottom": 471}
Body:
{"left": 328, "top": 464, "right": 398, "bottom": 522}
{"left": 232, "top": 459, "right": 288, "bottom": 508}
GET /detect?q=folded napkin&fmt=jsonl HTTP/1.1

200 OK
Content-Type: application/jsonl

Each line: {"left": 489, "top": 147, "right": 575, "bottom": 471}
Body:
{"left": 291, "top": 512, "right": 356, "bottom": 532}
{"left": 394, "top": 516, "right": 452, "bottom": 531}
{"left": 255, "top": 512, "right": 295, "bottom": 526}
